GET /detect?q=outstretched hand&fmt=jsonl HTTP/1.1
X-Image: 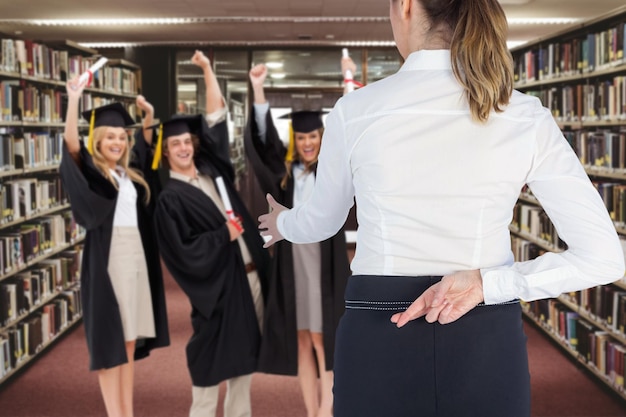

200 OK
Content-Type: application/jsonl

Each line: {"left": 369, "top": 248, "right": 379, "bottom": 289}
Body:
{"left": 390, "top": 270, "right": 484, "bottom": 326}
{"left": 258, "top": 194, "right": 287, "bottom": 248}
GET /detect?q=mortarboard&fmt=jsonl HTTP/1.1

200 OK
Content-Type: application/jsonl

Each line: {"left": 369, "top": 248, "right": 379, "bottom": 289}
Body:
{"left": 279, "top": 110, "right": 326, "bottom": 162}
{"left": 279, "top": 110, "right": 326, "bottom": 133}
{"left": 149, "top": 114, "right": 204, "bottom": 170}
{"left": 81, "top": 102, "right": 135, "bottom": 155}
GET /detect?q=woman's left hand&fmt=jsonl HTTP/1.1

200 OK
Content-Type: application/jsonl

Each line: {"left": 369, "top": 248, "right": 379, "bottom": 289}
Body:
{"left": 258, "top": 194, "right": 287, "bottom": 248}
{"left": 390, "top": 269, "right": 484, "bottom": 326}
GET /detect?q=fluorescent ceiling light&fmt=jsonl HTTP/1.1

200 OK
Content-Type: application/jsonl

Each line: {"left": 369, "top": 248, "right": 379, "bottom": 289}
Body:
{"left": 508, "top": 17, "right": 581, "bottom": 25}
{"left": 266, "top": 62, "right": 284, "bottom": 69}
{"left": 270, "top": 73, "right": 286, "bottom": 79}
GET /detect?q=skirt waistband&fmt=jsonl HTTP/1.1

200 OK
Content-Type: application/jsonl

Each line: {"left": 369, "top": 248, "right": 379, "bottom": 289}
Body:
{"left": 344, "top": 275, "right": 519, "bottom": 311}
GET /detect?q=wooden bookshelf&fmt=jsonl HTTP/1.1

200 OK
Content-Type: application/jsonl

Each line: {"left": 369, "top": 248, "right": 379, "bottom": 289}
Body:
{"left": 511, "top": 5, "right": 626, "bottom": 400}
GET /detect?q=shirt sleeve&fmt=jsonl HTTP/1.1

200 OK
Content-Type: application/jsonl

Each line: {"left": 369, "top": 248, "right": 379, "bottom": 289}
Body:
{"left": 277, "top": 105, "right": 355, "bottom": 243}
{"left": 205, "top": 97, "right": 228, "bottom": 128}
{"left": 253, "top": 102, "right": 270, "bottom": 143}
{"left": 482, "top": 108, "right": 625, "bottom": 304}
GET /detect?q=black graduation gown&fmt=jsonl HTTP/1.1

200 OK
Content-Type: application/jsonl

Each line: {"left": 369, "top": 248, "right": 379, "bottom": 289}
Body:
{"left": 59, "top": 130, "right": 169, "bottom": 371}
{"left": 154, "top": 119, "right": 269, "bottom": 387}
{"left": 244, "top": 106, "right": 350, "bottom": 376}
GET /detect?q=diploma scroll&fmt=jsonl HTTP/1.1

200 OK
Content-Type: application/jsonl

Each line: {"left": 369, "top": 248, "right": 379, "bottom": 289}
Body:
{"left": 215, "top": 176, "right": 243, "bottom": 232}
{"left": 342, "top": 48, "right": 355, "bottom": 93}
{"left": 77, "top": 57, "right": 108, "bottom": 87}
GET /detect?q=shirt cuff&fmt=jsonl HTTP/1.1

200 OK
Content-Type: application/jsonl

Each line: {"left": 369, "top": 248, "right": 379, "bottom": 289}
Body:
{"left": 276, "top": 209, "right": 289, "bottom": 241}
{"left": 205, "top": 98, "right": 228, "bottom": 127}
{"left": 480, "top": 267, "right": 523, "bottom": 304}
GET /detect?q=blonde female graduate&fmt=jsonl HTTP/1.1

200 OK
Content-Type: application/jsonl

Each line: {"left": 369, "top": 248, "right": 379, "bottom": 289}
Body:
{"left": 259, "top": 0, "right": 625, "bottom": 416}
{"left": 59, "top": 78, "right": 169, "bottom": 417}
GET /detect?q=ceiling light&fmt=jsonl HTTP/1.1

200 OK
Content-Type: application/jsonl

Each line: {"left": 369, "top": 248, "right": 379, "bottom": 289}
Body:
{"left": 508, "top": 17, "right": 581, "bottom": 25}
{"left": 270, "top": 73, "right": 286, "bottom": 79}
{"left": 265, "top": 62, "right": 284, "bottom": 69}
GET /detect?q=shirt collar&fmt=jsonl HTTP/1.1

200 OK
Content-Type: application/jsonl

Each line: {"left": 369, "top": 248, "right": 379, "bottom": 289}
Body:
{"left": 109, "top": 166, "right": 126, "bottom": 180}
{"left": 399, "top": 49, "right": 452, "bottom": 72}
{"left": 169, "top": 169, "right": 200, "bottom": 183}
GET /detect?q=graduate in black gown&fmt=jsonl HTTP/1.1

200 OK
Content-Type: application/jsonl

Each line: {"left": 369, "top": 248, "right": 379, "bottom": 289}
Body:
{"left": 152, "top": 50, "right": 269, "bottom": 417}
{"left": 245, "top": 59, "right": 355, "bottom": 417}
{"left": 59, "top": 78, "right": 169, "bottom": 417}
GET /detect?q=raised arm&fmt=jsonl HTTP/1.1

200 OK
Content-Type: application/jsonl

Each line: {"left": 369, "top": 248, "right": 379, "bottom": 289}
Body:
{"left": 249, "top": 64, "right": 268, "bottom": 105}
{"left": 191, "top": 50, "right": 224, "bottom": 115}
{"left": 63, "top": 77, "right": 88, "bottom": 162}
{"left": 136, "top": 94, "right": 155, "bottom": 145}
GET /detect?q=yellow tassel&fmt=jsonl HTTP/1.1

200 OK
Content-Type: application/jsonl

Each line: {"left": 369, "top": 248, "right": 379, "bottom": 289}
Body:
{"left": 87, "top": 109, "right": 95, "bottom": 155}
{"left": 285, "top": 120, "right": 294, "bottom": 162}
{"left": 151, "top": 124, "right": 163, "bottom": 170}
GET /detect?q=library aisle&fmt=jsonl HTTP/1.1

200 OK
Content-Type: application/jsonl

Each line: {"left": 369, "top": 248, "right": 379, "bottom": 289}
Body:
{"left": 0, "top": 264, "right": 625, "bottom": 417}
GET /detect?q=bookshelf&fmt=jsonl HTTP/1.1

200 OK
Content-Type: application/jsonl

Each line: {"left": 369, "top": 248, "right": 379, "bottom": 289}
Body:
{"left": 0, "top": 37, "right": 142, "bottom": 385}
{"left": 511, "top": 6, "right": 626, "bottom": 400}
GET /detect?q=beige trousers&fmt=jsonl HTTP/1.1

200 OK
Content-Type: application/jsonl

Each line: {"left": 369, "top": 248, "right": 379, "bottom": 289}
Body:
{"left": 188, "top": 270, "right": 264, "bottom": 417}
{"left": 190, "top": 374, "right": 253, "bottom": 417}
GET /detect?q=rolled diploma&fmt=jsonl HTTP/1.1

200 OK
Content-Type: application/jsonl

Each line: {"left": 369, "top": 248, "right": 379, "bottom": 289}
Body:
{"left": 215, "top": 176, "right": 236, "bottom": 220}
{"left": 342, "top": 48, "right": 354, "bottom": 93}
{"left": 78, "top": 57, "right": 108, "bottom": 86}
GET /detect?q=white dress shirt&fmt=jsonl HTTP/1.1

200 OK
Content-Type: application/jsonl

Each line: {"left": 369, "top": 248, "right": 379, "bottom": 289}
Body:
{"left": 277, "top": 49, "right": 625, "bottom": 305}
{"left": 110, "top": 167, "right": 138, "bottom": 227}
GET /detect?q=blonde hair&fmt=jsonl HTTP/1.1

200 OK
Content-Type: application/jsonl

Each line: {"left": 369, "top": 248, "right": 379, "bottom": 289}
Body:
{"left": 280, "top": 127, "right": 323, "bottom": 190}
{"left": 90, "top": 126, "right": 151, "bottom": 203}
{"left": 419, "top": 0, "right": 514, "bottom": 122}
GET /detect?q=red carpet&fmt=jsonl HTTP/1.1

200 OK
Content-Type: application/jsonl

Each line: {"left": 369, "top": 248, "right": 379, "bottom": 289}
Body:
{"left": 0, "top": 269, "right": 625, "bottom": 417}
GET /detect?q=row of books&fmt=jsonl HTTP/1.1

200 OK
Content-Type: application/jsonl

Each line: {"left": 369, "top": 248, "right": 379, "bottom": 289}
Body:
{"left": 524, "top": 76, "right": 626, "bottom": 122}
{"left": 594, "top": 182, "right": 626, "bottom": 224}
{"left": 0, "top": 248, "right": 82, "bottom": 328}
{"left": 0, "top": 211, "right": 84, "bottom": 277}
{"left": 0, "top": 132, "right": 64, "bottom": 171}
{"left": 565, "top": 285, "right": 626, "bottom": 335}
{"left": 526, "top": 298, "right": 626, "bottom": 391}
{"left": 0, "top": 177, "right": 67, "bottom": 224}
{"left": 1, "top": 82, "right": 138, "bottom": 124}
{"left": 0, "top": 288, "right": 82, "bottom": 379}
{"left": 514, "top": 21, "right": 626, "bottom": 83}
{"left": 562, "top": 129, "right": 626, "bottom": 170}
{"left": 511, "top": 203, "right": 565, "bottom": 250}
{"left": 0, "top": 38, "right": 139, "bottom": 95}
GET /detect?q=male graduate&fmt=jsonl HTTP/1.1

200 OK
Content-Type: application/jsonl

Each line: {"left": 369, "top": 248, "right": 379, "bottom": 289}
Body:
{"left": 153, "top": 50, "right": 268, "bottom": 417}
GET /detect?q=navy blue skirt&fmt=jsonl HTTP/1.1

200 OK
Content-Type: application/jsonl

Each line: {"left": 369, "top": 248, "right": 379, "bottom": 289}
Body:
{"left": 333, "top": 275, "right": 530, "bottom": 417}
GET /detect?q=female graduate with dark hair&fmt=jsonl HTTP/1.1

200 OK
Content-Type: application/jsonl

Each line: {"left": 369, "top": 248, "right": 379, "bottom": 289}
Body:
{"left": 246, "top": 62, "right": 352, "bottom": 417}
{"left": 60, "top": 77, "right": 169, "bottom": 417}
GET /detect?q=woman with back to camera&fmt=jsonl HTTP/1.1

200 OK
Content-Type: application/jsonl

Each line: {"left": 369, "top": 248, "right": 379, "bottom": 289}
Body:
{"left": 258, "top": 1, "right": 626, "bottom": 416}
{"left": 245, "top": 59, "right": 352, "bottom": 417}
{"left": 60, "top": 77, "right": 169, "bottom": 417}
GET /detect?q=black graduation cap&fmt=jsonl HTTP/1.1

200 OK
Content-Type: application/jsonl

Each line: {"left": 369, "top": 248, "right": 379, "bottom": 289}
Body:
{"left": 151, "top": 114, "right": 204, "bottom": 139}
{"left": 81, "top": 102, "right": 135, "bottom": 129}
{"left": 149, "top": 114, "right": 204, "bottom": 170}
{"left": 82, "top": 102, "right": 135, "bottom": 154}
{"left": 279, "top": 110, "right": 326, "bottom": 133}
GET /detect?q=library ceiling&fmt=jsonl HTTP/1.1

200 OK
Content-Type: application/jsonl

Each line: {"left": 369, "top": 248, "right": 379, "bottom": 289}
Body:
{"left": 0, "top": 0, "right": 625, "bottom": 48}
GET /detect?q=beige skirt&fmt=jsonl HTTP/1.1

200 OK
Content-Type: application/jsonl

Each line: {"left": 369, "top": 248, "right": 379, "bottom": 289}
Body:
{"left": 108, "top": 226, "right": 156, "bottom": 341}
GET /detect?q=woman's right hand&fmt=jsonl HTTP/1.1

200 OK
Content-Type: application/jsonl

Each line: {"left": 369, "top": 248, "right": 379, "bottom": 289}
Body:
{"left": 249, "top": 64, "right": 268, "bottom": 87}
{"left": 66, "top": 76, "right": 87, "bottom": 100}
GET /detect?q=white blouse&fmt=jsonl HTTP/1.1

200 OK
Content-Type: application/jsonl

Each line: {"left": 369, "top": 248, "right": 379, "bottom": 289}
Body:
{"left": 277, "top": 49, "right": 625, "bottom": 305}
{"left": 109, "top": 167, "right": 138, "bottom": 227}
